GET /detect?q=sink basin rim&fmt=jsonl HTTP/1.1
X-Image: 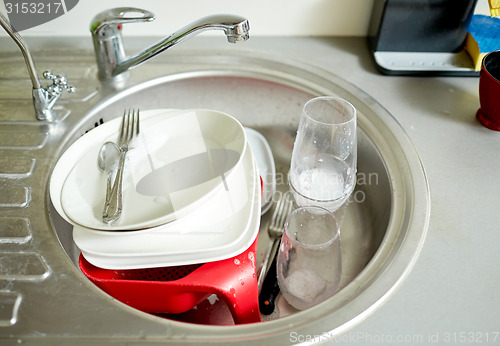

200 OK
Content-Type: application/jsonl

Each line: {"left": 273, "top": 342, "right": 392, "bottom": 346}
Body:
{"left": 47, "top": 49, "right": 431, "bottom": 342}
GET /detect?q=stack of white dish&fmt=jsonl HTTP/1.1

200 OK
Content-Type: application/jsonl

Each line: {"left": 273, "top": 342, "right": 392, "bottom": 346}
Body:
{"left": 50, "top": 109, "right": 267, "bottom": 269}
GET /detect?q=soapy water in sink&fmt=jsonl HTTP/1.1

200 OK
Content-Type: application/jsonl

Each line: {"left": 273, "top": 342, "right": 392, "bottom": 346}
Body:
{"left": 281, "top": 268, "right": 327, "bottom": 305}
{"left": 296, "top": 167, "right": 345, "bottom": 200}
{"left": 293, "top": 158, "right": 353, "bottom": 202}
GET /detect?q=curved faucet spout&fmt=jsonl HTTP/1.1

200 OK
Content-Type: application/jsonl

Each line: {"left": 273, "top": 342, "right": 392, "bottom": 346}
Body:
{"left": 90, "top": 8, "right": 250, "bottom": 82}
{"left": 116, "top": 14, "right": 249, "bottom": 77}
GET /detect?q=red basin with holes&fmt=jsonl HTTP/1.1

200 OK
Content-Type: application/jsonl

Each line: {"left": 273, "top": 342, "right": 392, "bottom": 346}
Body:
{"left": 79, "top": 237, "right": 260, "bottom": 324}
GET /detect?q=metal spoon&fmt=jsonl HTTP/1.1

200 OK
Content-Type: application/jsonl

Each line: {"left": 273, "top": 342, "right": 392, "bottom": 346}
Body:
{"left": 97, "top": 141, "right": 120, "bottom": 207}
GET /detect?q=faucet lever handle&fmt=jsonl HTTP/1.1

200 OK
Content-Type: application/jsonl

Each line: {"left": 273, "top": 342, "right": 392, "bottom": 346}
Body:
{"left": 42, "top": 71, "right": 76, "bottom": 96}
{"left": 90, "top": 7, "right": 155, "bottom": 37}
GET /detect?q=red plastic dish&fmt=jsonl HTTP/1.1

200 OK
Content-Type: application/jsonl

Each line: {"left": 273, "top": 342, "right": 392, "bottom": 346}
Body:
{"left": 79, "top": 237, "right": 260, "bottom": 324}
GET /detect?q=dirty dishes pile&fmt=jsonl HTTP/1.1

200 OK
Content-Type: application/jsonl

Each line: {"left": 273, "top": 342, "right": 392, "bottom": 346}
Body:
{"left": 50, "top": 108, "right": 264, "bottom": 323}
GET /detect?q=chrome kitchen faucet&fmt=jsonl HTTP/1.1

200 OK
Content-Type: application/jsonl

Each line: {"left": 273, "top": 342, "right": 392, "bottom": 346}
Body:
{"left": 90, "top": 7, "right": 250, "bottom": 84}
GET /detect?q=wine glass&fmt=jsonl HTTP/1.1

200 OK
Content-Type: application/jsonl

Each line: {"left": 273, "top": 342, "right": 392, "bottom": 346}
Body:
{"left": 288, "top": 96, "right": 357, "bottom": 212}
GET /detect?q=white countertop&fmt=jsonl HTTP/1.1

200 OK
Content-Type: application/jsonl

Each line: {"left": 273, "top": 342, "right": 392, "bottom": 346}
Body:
{"left": 222, "top": 36, "right": 500, "bottom": 344}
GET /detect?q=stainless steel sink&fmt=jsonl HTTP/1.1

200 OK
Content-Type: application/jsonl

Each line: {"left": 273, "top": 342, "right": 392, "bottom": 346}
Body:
{"left": 0, "top": 47, "right": 430, "bottom": 344}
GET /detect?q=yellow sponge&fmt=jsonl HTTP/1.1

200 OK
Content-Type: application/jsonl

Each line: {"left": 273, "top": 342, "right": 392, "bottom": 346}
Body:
{"left": 465, "top": 34, "right": 483, "bottom": 71}
{"left": 465, "top": 15, "right": 500, "bottom": 71}
{"left": 489, "top": 0, "right": 500, "bottom": 17}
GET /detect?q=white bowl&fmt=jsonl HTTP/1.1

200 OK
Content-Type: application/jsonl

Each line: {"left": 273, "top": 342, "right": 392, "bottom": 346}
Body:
{"left": 51, "top": 108, "right": 247, "bottom": 231}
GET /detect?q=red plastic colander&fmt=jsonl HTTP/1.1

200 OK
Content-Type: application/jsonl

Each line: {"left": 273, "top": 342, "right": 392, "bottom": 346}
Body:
{"left": 79, "top": 237, "right": 260, "bottom": 324}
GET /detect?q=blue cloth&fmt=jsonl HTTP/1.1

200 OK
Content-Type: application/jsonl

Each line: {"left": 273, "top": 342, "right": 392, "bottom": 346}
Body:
{"left": 469, "top": 15, "right": 500, "bottom": 53}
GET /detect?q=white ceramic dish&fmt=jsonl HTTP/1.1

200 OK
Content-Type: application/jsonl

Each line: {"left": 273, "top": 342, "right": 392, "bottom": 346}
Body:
{"left": 51, "top": 108, "right": 247, "bottom": 231}
{"left": 50, "top": 109, "right": 177, "bottom": 226}
{"left": 75, "top": 145, "right": 260, "bottom": 269}
{"left": 244, "top": 127, "right": 276, "bottom": 214}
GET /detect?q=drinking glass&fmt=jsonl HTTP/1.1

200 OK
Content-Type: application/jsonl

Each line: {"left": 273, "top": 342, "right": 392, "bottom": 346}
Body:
{"left": 277, "top": 206, "right": 341, "bottom": 310}
{"left": 289, "top": 96, "right": 357, "bottom": 212}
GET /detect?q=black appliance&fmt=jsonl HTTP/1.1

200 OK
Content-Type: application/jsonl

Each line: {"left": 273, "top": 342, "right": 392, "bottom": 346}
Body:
{"left": 369, "top": 0, "right": 479, "bottom": 76}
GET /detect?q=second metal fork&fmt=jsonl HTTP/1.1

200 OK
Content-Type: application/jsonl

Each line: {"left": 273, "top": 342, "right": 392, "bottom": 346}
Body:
{"left": 257, "top": 192, "right": 294, "bottom": 290}
{"left": 102, "top": 109, "right": 140, "bottom": 224}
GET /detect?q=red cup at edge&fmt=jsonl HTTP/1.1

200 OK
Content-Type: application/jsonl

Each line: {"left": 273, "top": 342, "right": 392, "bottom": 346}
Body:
{"left": 477, "top": 50, "right": 500, "bottom": 131}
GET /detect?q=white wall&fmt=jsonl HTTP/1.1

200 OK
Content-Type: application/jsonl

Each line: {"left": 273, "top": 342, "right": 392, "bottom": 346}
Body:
{"left": 0, "top": 0, "right": 374, "bottom": 37}
{"left": 0, "top": 0, "right": 492, "bottom": 37}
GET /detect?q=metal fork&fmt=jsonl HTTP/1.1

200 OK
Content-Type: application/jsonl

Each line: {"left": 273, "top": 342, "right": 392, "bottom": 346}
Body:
{"left": 257, "top": 192, "right": 294, "bottom": 290}
{"left": 102, "top": 109, "right": 140, "bottom": 224}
